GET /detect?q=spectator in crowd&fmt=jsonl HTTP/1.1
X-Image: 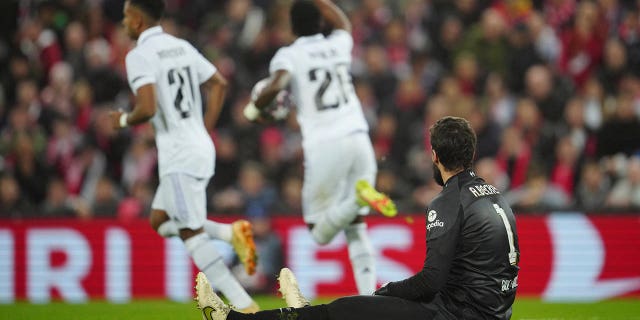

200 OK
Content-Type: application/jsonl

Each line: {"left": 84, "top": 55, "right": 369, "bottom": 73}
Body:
{"left": 457, "top": 8, "right": 509, "bottom": 76}
{"left": 581, "top": 76, "right": 604, "bottom": 131}
{"left": 259, "top": 127, "right": 288, "bottom": 185}
{"left": 549, "top": 135, "right": 582, "bottom": 198}
{"left": 237, "top": 161, "right": 277, "bottom": 218}
{"left": 47, "top": 117, "right": 79, "bottom": 178}
{"left": 375, "top": 164, "right": 412, "bottom": 211}
{"left": 211, "top": 130, "right": 241, "bottom": 193}
{"left": 362, "top": 44, "right": 397, "bottom": 110}
{"left": 91, "top": 176, "right": 120, "bottom": 217}
{"left": 1, "top": 87, "right": 47, "bottom": 157}
{"left": 467, "top": 101, "right": 501, "bottom": 159}
{"left": 431, "top": 15, "right": 464, "bottom": 68}
{"left": 557, "top": 0, "right": 605, "bottom": 88}
{"left": 505, "top": 163, "right": 571, "bottom": 211}
{"left": 597, "top": 94, "right": 640, "bottom": 157}
{"left": 12, "top": 133, "right": 49, "bottom": 205}
{"left": 474, "top": 157, "right": 509, "bottom": 192}
{"left": 526, "top": 11, "right": 561, "bottom": 64}
{"left": 121, "top": 133, "right": 157, "bottom": 191}
{"left": 557, "top": 97, "right": 598, "bottom": 158}
{"left": 496, "top": 126, "right": 533, "bottom": 190}
{"left": 63, "top": 21, "right": 87, "bottom": 78}
{"left": 117, "top": 180, "right": 153, "bottom": 222}
{"left": 542, "top": 0, "right": 576, "bottom": 31}
{"left": 506, "top": 21, "right": 543, "bottom": 94}
{"left": 4, "top": 0, "right": 640, "bottom": 216}
{"left": 525, "top": 64, "right": 572, "bottom": 124}
{"left": 575, "top": 159, "right": 611, "bottom": 210}
{"left": 0, "top": 174, "right": 33, "bottom": 218}
{"left": 482, "top": 73, "right": 516, "bottom": 128}
{"left": 597, "top": 38, "right": 629, "bottom": 96}
{"left": 271, "top": 174, "right": 303, "bottom": 215}
{"left": 607, "top": 156, "right": 640, "bottom": 209}
{"left": 41, "top": 177, "right": 77, "bottom": 218}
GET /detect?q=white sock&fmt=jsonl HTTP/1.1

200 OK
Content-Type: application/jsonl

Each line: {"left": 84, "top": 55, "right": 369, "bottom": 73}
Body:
{"left": 311, "top": 199, "right": 360, "bottom": 245}
{"left": 310, "top": 214, "right": 342, "bottom": 245}
{"left": 184, "top": 233, "right": 253, "bottom": 309}
{"left": 203, "top": 220, "right": 233, "bottom": 242}
{"left": 345, "top": 223, "right": 376, "bottom": 295}
{"left": 157, "top": 220, "right": 232, "bottom": 242}
{"left": 157, "top": 221, "right": 178, "bottom": 237}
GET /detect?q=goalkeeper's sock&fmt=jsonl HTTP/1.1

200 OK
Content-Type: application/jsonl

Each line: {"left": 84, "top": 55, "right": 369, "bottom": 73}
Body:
{"left": 185, "top": 233, "right": 253, "bottom": 310}
{"left": 156, "top": 220, "right": 232, "bottom": 242}
{"left": 346, "top": 223, "right": 376, "bottom": 295}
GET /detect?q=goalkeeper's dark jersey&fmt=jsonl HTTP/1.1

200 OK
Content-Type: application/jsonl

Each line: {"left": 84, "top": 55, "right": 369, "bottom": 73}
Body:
{"left": 386, "top": 169, "right": 520, "bottom": 319}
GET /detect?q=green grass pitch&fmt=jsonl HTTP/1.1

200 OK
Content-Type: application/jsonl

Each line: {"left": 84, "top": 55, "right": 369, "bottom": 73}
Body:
{"left": 1, "top": 296, "right": 639, "bottom": 320}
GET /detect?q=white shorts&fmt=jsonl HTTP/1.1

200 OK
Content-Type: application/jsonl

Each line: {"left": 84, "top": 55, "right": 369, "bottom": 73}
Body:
{"left": 302, "top": 132, "right": 377, "bottom": 224}
{"left": 152, "top": 173, "right": 210, "bottom": 230}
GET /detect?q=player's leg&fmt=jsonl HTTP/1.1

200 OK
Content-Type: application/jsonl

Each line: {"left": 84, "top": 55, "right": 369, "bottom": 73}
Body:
{"left": 151, "top": 206, "right": 231, "bottom": 241}
{"left": 159, "top": 173, "right": 258, "bottom": 312}
{"left": 197, "top": 271, "right": 325, "bottom": 320}
{"left": 344, "top": 219, "right": 376, "bottom": 295}
{"left": 198, "top": 269, "right": 434, "bottom": 320}
{"left": 341, "top": 134, "right": 378, "bottom": 294}
{"left": 151, "top": 207, "right": 232, "bottom": 242}
{"left": 350, "top": 134, "right": 396, "bottom": 218}
{"left": 303, "top": 139, "right": 355, "bottom": 244}
{"left": 150, "top": 182, "right": 256, "bottom": 275}
{"left": 199, "top": 282, "right": 429, "bottom": 320}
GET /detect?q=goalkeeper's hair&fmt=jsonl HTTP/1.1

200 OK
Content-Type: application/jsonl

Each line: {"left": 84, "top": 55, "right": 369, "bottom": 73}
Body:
{"left": 129, "top": 0, "right": 165, "bottom": 21}
{"left": 429, "top": 116, "right": 477, "bottom": 172}
{"left": 290, "top": 0, "right": 321, "bottom": 37}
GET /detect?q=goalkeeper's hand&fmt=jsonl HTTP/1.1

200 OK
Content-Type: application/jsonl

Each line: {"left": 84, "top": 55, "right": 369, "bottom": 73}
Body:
{"left": 373, "top": 282, "right": 392, "bottom": 296}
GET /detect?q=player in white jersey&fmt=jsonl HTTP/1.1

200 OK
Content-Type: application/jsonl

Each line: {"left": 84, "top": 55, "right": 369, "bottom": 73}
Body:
{"left": 244, "top": 0, "right": 397, "bottom": 295}
{"left": 110, "top": 0, "right": 259, "bottom": 312}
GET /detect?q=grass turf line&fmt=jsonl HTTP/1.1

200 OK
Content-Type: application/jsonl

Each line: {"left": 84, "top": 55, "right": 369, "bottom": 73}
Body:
{"left": 1, "top": 297, "right": 639, "bottom": 320}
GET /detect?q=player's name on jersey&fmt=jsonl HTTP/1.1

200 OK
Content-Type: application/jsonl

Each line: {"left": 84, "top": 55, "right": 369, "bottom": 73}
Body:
{"left": 309, "top": 48, "right": 338, "bottom": 59}
{"left": 157, "top": 47, "right": 186, "bottom": 59}
{"left": 468, "top": 184, "right": 500, "bottom": 197}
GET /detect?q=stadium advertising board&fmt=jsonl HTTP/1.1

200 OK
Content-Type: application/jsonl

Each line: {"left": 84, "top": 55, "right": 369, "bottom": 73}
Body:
{"left": 1, "top": 213, "right": 639, "bottom": 303}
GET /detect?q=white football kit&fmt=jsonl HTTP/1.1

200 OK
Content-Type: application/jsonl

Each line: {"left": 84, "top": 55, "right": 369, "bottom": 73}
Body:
{"left": 126, "top": 26, "right": 216, "bottom": 229}
{"left": 269, "top": 30, "right": 376, "bottom": 224}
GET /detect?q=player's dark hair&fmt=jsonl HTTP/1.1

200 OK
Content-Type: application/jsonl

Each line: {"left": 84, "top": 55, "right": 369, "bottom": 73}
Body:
{"left": 290, "top": 0, "right": 322, "bottom": 36}
{"left": 128, "top": 0, "right": 165, "bottom": 21}
{"left": 430, "top": 116, "right": 477, "bottom": 172}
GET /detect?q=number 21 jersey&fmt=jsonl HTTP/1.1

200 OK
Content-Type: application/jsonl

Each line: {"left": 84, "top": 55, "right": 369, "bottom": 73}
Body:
{"left": 269, "top": 30, "right": 368, "bottom": 147}
{"left": 125, "top": 26, "right": 215, "bottom": 179}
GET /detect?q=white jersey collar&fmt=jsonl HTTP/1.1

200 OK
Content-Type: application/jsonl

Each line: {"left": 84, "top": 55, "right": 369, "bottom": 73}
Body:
{"left": 137, "top": 26, "right": 164, "bottom": 45}
{"left": 293, "top": 33, "right": 324, "bottom": 45}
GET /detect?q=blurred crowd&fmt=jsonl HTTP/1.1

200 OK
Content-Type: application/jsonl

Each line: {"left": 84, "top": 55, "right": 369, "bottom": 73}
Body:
{"left": 2, "top": 0, "right": 640, "bottom": 222}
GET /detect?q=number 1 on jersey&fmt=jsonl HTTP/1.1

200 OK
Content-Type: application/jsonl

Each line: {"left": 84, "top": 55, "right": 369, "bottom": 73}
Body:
{"left": 308, "top": 63, "right": 354, "bottom": 111}
{"left": 493, "top": 203, "right": 519, "bottom": 266}
{"left": 167, "top": 66, "right": 194, "bottom": 119}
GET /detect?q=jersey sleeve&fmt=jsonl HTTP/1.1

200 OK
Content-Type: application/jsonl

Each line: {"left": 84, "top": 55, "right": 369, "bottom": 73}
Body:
{"left": 191, "top": 45, "right": 217, "bottom": 84}
{"left": 125, "top": 50, "right": 156, "bottom": 94}
{"left": 269, "top": 48, "right": 294, "bottom": 74}
{"left": 385, "top": 200, "right": 462, "bottom": 301}
{"left": 327, "top": 29, "right": 353, "bottom": 54}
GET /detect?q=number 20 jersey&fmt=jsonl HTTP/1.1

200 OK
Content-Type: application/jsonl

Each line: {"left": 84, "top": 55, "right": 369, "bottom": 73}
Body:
{"left": 125, "top": 26, "right": 215, "bottom": 179}
{"left": 269, "top": 30, "right": 368, "bottom": 147}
